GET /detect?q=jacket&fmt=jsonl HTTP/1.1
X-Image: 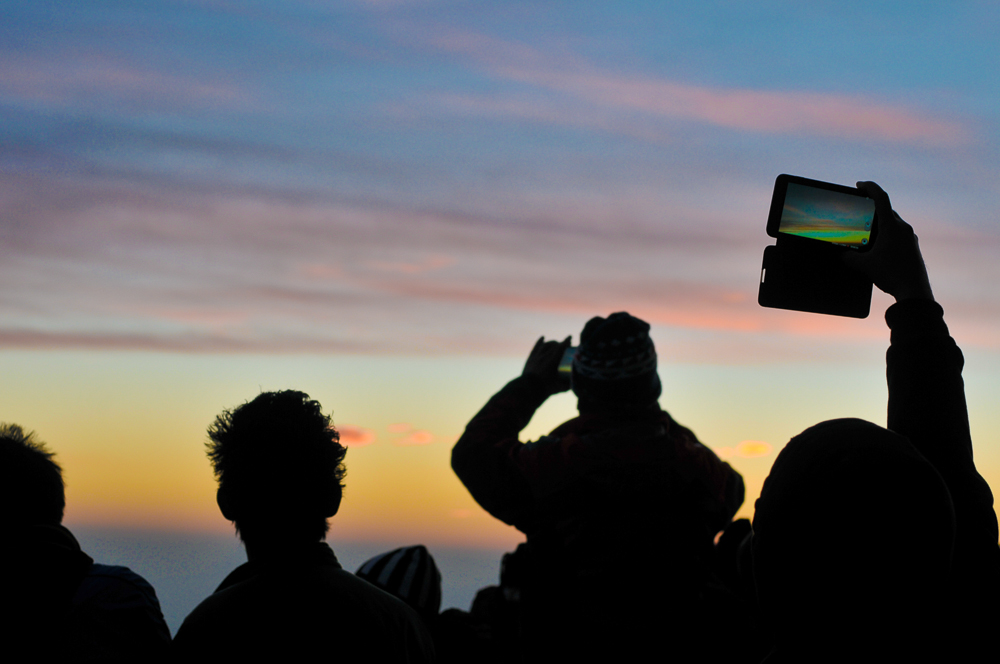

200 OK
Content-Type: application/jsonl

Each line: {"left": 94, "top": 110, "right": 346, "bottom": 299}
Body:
{"left": 172, "top": 541, "right": 436, "bottom": 662}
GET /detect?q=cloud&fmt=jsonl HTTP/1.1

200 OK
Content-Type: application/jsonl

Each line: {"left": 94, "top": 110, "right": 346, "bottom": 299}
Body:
{"left": 367, "top": 255, "right": 455, "bottom": 275}
{"left": 426, "top": 93, "right": 674, "bottom": 144}
{"left": 423, "top": 29, "right": 969, "bottom": 146}
{"left": 339, "top": 425, "right": 376, "bottom": 447}
{"left": 395, "top": 430, "right": 434, "bottom": 446}
{"left": 536, "top": 74, "right": 966, "bottom": 145}
{"left": 300, "top": 264, "right": 345, "bottom": 279}
{"left": 130, "top": 307, "right": 250, "bottom": 327}
{"left": 1, "top": 173, "right": 996, "bottom": 360}
{"left": 716, "top": 440, "right": 773, "bottom": 460}
{"left": 0, "top": 54, "right": 251, "bottom": 113}
{"left": 366, "top": 270, "right": 890, "bottom": 342}
{"left": 0, "top": 5, "right": 993, "bottom": 372}
{"left": 351, "top": 0, "right": 429, "bottom": 8}
{"left": 0, "top": 328, "right": 384, "bottom": 354}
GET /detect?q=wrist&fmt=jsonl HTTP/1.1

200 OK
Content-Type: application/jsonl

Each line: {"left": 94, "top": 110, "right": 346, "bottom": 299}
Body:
{"left": 513, "top": 373, "right": 556, "bottom": 401}
{"left": 892, "top": 280, "right": 934, "bottom": 304}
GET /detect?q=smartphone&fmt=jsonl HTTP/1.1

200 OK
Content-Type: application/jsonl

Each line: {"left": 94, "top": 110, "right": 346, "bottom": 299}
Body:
{"left": 766, "top": 174, "right": 877, "bottom": 250}
{"left": 758, "top": 175, "right": 875, "bottom": 319}
{"left": 558, "top": 346, "right": 577, "bottom": 373}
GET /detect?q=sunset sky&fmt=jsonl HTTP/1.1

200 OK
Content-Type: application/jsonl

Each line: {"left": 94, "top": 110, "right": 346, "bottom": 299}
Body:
{"left": 2, "top": 1, "right": 999, "bottom": 553}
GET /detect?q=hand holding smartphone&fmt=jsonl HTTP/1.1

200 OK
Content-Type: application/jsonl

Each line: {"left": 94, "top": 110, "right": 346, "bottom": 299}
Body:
{"left": 558, "top": 346, "right": 577, "bottom": 374}
{"left": 758, "top": 175, "right": 877, "bottom": 318}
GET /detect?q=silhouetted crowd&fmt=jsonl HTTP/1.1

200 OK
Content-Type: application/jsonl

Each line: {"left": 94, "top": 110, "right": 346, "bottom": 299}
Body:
{"left": 3, "top": 183, "right": 998, "bottom": 662}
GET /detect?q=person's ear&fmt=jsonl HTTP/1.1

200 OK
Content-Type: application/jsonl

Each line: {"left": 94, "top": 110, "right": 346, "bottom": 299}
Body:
{"left": 217, "top": 487, "right": 237, "bottom": 521}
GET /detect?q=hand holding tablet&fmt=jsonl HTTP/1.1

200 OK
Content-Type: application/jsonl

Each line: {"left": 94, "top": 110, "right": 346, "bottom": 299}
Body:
{"left": 758, "top": 174, "right": 878, "bottom": 318}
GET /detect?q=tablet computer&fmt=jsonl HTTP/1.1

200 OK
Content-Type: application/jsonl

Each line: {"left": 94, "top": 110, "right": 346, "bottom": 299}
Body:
{"left": 758, "top": 174, "right": 876, "bottom": 318}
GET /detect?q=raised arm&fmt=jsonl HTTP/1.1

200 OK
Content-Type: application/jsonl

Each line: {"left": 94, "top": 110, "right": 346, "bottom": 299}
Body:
{"left": 451, "top": 337, "right": 570, "bottom": 531}
{"left": 847, "top": 182, "right": 978, "bottom": 470}
{"left": 849, "top": 181, "right": 998, "bottom": 614}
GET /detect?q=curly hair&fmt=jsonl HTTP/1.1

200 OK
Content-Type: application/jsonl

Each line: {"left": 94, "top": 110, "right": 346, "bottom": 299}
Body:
{"left": 0, "top": 423, "right": 65, "bottom": 526}
{"left": 206, "top": 391, "right": 347, "bottom": 543}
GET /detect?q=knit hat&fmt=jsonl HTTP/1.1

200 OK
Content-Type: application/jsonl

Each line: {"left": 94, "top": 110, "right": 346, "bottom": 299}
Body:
{"left": 572, "top": 312, "right": 661, "bottom": 409}
{"left": 355, "top": 545, "right": 442, "bottom": 622}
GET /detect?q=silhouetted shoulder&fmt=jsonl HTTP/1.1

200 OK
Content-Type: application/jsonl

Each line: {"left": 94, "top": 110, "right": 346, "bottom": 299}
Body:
{"left": 60, "top": 562, "right": 172, "bottom": 660}
{"left": 75, "top": 563, "right": 165, "bottom": 609}
{"left": 174, "top": 552, "right": 435, "bottom": 661}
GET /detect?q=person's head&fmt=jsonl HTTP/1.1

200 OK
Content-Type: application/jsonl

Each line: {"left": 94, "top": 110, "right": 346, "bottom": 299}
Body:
{"left": 572, "top": 312, "right": 661, "bottom": 414}
{"left": 0, "top": 423, "right": 65, "bottom": 527}
{"left": 751, "top": 419, "right": 954, "bottom": 656}
{"left": 207, "top": 391, "right": 347, "bottom": 545}
{"left": 356, "top": 545, "right": 442, "bottom": 624}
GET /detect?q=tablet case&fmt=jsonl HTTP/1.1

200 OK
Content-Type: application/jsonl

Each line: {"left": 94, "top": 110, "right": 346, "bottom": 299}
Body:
{"left": 758, "top": 235, "right": 872, "bottom": 319}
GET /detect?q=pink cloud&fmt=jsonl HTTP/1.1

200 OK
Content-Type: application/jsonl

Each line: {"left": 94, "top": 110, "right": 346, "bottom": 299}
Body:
{"left": 338, "top": 425, "right": 376, "bottom": 447}
{"left": 0, "top": 54, "right": 250, "bottom": 111}
{"left": 4, "top": 178, "right": 994, "bottom": 360}
{"left": 0, "top": 328, "right": 384, "bottom": 354}
{"left": 524, "top": 71, "right": 966, "bottom": 144}
{"left": 300, "top": 263, "right": 345, "bottom": 279}
{"left": 368, "top": 277, "right": 888, "bottom": 341}
{"left": 395, "top": 430, "right": 434, "bottom": 446}
{"left": 428, "top": 93, "right": 672, "bottom": 143}
{"left": 425, "top": 29, "right": 968, "bottom": 145}
{"left": 366, "top": 255, "right": 455, "bottom": 275}
{"left": 128, "top": 307, "right": 250, "bottom": 327}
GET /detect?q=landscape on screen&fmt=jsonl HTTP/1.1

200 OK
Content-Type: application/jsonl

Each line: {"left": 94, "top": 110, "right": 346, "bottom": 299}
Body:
{"left": 779, "top": 182, "right": 875, "bottom": 247}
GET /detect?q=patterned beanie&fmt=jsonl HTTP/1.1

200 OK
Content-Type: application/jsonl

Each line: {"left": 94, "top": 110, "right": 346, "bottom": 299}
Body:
{"left": 355, "top": 545, "right": 442, "bottom": 622}
{"left": 572, "top": 312, "right": 661, "bottom": 409}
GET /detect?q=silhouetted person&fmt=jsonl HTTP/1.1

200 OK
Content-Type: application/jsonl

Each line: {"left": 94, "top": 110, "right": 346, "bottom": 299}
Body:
{"left": 751, "top": 182, "right": 1000, "bottom": 663}
{"left": 452, "top": 313, "right": 745, "bottom": 661}
{"left": 172, "top": 391, "right": 435, "bottom": 661}
{"left": 0, "top": 423, "right": 171, "bottom": 660}
{"left": 355, "top": 545, "right": 504, "bottom": 664}
{"left": 356, "top": 545, "right": 442, "bottom": 626}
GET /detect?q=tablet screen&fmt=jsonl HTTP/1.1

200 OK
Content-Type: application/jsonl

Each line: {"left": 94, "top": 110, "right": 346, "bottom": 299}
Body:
{"left": 779, "top": 182, "right": 875, "bottom": 249}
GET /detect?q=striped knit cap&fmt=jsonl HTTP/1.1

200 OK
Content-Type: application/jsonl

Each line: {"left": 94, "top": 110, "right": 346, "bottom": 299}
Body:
{"left": 572, "top": 312, "right": 661, "bottom": 408}
{"left": 355, "top": 545, "right": 442, "bottom": 622}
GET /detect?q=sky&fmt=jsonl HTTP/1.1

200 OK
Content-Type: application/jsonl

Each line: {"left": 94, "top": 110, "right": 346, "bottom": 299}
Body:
{"left": 2, "top": 0, "right": 999, "bottom": 555}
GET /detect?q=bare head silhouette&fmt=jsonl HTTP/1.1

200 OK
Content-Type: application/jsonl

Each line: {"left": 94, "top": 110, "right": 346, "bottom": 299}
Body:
{"left": 206, "top": 391, "right": 347, "bottom": 547}
{"left": 752, "top": 418, "right": 955, "bottom": 659}
{"left": 0, "top": 423, "right": 65, "bottom": 527}
{"left": 176, "top": 391, "right": 435, "bottom": 660}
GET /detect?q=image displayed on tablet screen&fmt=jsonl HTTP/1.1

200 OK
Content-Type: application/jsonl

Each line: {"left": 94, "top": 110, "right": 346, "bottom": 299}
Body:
{"left": 779, "top": 182, "right": 875, "bottom": 249}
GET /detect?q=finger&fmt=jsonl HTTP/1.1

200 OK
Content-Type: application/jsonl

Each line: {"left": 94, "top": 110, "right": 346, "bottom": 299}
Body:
{"left": 857, "top": 181, "right": 896, "bottom": 238}
{"left": 856, "top": 180, "right": 890, "bottom": 206}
